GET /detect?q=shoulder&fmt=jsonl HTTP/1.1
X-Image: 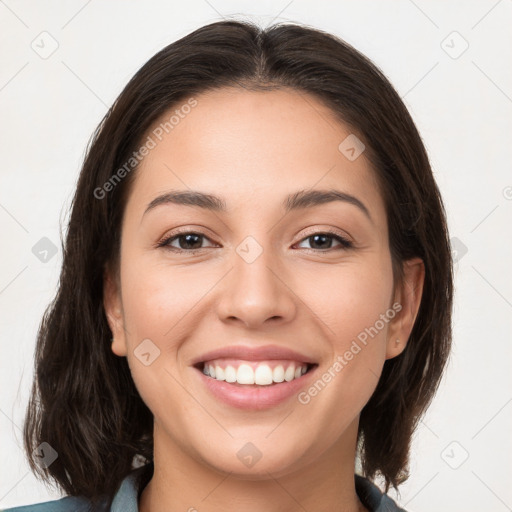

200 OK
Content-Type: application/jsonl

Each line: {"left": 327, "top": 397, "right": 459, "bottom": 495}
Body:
{"left": 0, "top": 495, "right": 108, "bottom": 512}
{"left": 1, "top": 463, "right": 152, "bottom": 512}
{"left": 355, "top": 475, "right": 407, "bottom": 512}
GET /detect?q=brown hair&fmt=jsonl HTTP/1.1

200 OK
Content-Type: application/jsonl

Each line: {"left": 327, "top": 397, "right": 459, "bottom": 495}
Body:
{"left": 23, "top": 19, "right": 453, "bottom": 503}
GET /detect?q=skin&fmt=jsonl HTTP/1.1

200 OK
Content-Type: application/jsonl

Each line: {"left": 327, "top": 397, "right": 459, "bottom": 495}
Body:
{"left": 104, "top": 87, "right": 424, "bottom": 512}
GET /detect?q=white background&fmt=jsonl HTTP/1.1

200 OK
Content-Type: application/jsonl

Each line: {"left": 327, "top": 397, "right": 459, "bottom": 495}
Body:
{"left": 1, "top": 1, "right": 511, "bottom": 510}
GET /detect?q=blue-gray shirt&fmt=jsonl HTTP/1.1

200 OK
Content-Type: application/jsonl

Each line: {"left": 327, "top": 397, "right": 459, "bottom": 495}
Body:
{"left": 1, "top": 463, "right": 406, "bottom": 512}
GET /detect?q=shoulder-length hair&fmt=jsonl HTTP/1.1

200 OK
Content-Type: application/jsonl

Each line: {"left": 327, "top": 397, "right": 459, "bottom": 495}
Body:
{"left": 23, "top": 19, "right": 453, "bottom": 503}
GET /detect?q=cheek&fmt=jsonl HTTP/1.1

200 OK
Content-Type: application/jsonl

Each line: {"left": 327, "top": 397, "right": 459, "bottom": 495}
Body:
{"left": 313, "top": 257, "right": 394, "bottom": 351}
{"left": 304, "top": 256, "right": 394, "bottom": 401}
{"left": 121, "top": 246, "right": 394, "bottom": 366}
{"left": 120, "top": 259, "right": 206, "bottom": 341}
{"left": 293, "top": 261, "right": 394, "bottom": 441}
{"left": 117, "top": 257, "right": 224, "bottom": 414}
{"left": 119, "top": 237, "right": 395, "bottom": 421}
{"left": 118, "top": 267, "right": 190, "bottom": 423}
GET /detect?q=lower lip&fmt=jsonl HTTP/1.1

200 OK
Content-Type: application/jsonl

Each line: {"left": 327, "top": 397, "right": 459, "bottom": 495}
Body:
{"left": 194, "top": 365, "right": 318, "bottom": 410}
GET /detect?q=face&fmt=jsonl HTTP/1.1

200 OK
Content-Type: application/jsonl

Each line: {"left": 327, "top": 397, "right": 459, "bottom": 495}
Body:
{"left": 104, "top": 87, "right": 423, "bottom": 479}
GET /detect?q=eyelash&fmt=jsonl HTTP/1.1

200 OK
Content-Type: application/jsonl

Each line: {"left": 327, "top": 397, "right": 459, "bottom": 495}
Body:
{"left": 156, "top": 229, "right": 354, "bottom": 255}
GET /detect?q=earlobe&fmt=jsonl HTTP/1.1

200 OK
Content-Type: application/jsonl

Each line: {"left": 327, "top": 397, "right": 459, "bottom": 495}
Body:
{"left": 103, "top": 266, "right": 128, "bottom": 357}
{"left": 110, "top": 336, "right": 127, "bottom": 357}
{"left": 386, "top": 257, "right": 425, "bottom": 359}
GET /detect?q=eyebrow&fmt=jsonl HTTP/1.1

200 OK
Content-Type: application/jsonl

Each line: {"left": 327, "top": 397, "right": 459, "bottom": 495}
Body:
{"left": 143, "top": 188, "right": 372, "bottom": 222}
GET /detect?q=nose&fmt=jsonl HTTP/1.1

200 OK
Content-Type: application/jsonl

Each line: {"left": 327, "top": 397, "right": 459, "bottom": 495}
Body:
{"left": 216, "top": 243, "right": 297, "bottom": 329}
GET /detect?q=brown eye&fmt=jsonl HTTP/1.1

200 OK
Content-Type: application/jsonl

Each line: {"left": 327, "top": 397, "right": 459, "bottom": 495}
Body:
{"left": 158, "top": 232, "right": 215, "bottom": 253}
{"left": 296, "top": 232, "right": 353, "bottom": 251}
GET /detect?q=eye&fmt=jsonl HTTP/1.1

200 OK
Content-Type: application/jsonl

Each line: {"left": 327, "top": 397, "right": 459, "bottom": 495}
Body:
{"left": 295, "top": 231, "right": 353, "bottom": 251}
{"left": 157, "top": 231, "right": 216, "bottom": 253}
{"left": 157, "top": 229, "right": 354, "bottom": 254}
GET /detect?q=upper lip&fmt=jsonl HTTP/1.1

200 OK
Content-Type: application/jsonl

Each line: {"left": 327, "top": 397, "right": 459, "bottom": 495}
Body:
{"left": 191, "top": 344, "right": 318, "bottom": 366}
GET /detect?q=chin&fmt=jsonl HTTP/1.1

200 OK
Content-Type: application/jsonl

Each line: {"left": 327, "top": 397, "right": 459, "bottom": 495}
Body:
{"left": 197, "top": 440, "right": 311, "bottom": 480}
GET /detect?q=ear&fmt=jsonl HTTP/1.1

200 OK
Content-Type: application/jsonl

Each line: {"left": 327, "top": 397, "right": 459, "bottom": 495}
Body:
{"left": 103, "top": 265, "right": 128, "bottom": 357}
{"left": 386, "top": 257, "right": 425, "bottom": 359}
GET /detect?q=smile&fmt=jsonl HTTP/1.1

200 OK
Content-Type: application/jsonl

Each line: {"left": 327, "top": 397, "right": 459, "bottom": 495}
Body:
{"left": 193, "top": 359, "right": 319, "bottom": 410}
{"left": 198, "top": 359, "right": 314, "bottom": 386}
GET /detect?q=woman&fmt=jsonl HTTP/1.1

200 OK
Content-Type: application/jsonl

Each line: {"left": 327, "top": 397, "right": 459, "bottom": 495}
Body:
{"left": 4, "top": 19, "right": 452, "bottom": 512}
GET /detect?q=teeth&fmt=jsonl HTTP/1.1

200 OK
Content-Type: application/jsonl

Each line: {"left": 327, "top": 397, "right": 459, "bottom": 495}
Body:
{"left": 273, "top": 365, "right": 285, "bottom": 383}
{"left": 215, "top": 365, "right": 225, "bottom": 381}
{"left": 225, "top": 365, "right": 237, "bottom": 383}
{"left": 203, "top": 361, "right": 309, "bottom": 385}
{"left": 254, "top": 365, "right": 273, "bottom": 385}
{"left": 237, "top": 364, "right": 255, "bottom": 384}
{"left": 284, "top": 365, "right": 295, "bottom": 382}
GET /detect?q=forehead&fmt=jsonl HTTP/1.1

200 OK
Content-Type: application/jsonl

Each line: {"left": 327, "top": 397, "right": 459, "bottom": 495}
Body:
{"left": 127, "top": 87, "right": 386, "bottom": 223}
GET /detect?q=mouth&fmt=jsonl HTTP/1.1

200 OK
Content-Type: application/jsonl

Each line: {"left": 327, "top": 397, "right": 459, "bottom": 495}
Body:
{"left": 192, "top": 356, "right": 320, "bottom": 410}
{"left": 193, "top": 359, "right": 319, "bottom": 387}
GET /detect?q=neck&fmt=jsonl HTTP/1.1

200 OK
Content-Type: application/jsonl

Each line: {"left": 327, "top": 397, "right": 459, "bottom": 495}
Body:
{"left": 139, "top": 419, "right": 367, "bottom": 512}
